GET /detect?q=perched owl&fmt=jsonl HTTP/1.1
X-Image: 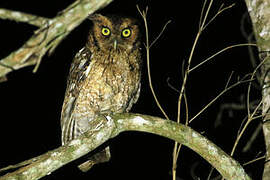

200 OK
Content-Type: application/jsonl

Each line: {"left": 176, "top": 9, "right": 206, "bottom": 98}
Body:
{"left": 60, "top": 14, "right": 141, "bottom": 171}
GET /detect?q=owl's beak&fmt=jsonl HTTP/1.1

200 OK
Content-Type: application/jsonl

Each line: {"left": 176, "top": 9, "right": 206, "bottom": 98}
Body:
{"left": 113, "top": 40, "right": 118, "bottom": 50}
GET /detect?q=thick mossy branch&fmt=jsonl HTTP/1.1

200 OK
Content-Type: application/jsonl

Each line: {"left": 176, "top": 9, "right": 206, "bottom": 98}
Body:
{"left": 0, "top": 0, "right": 113, "bottom": 79}
{"left": 0, "top": 113, "right": 250, "bottom": 180}
{"left": 245, "top": 0, "right": 270, "bottom": 51}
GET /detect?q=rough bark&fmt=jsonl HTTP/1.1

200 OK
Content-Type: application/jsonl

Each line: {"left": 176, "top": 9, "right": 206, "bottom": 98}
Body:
{"left": 244, "top": 0, "right": 270, "bottom": 179}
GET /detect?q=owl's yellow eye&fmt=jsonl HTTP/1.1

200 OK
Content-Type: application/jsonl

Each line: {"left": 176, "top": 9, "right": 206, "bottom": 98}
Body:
{"left": 101, "top": 27, "right": 111, "bottom": 36}
{"left": 122, "top": 28, "right": 132, "bottom": 38}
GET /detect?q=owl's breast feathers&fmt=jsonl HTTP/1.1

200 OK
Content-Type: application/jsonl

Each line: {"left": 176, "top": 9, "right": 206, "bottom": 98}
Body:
{"left": 79, "top": 46, "right": 140, "bottom": 112}
{"left": 61, "top": 47, "right": 141, "bottom": 143}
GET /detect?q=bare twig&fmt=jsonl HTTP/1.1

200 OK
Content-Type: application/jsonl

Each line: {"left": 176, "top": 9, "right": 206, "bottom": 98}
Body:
{"left": 172, "top": 1, "right": 235, "bottom": 179}
{"left": 242, "top": 123, "right": 262, "bottom": 152}
{"left": 198, "top": 0, "right": 208, "bottom": 29}
{"left": 189, "top": 75, "right": 254, "bottom": 123}
{"left": 202, "top": 3, "right": 235, "bottom": 31}
{"left": 149, "top": 20, "right": 171, "bottom": 48}
{"left": 173, "top": 2, "right": 246, "bottom": 179}
{"left": 247, "top": 56, "right": 268, "bottom": 119}
{"left": 214, "top": 99, "right": 260, "bottom": 128}
{"left": 225, "top": 71, "right": 234, "bottom": 89}
{"left": 230, "top": 100, "right": 262, "bottom": 156}
{"left": 189, "top": 43, "right": 257, "bottom": 73}
{"left": 137, "top": 5, "right": 169, "bottom": 120}
{"left": 243, "top": 155, "right": 265, "bottom": 166}
{"left": 240, "top": 12, "right": 260, "bottom": 83}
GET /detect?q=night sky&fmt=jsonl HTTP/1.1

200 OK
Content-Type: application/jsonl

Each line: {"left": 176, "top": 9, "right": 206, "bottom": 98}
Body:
{"left": 0, "top": 0, "right": 264, "bottom": 179}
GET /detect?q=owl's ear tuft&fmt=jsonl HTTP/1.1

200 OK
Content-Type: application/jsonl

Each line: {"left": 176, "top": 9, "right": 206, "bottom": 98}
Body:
{"left": 88, "top": 14, "right": 106, "bottom": 23}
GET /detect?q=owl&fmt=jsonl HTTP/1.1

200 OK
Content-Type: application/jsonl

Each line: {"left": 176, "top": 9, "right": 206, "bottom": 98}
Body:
{"left": 60, "top": 14, "right": 141, "bottom": 172}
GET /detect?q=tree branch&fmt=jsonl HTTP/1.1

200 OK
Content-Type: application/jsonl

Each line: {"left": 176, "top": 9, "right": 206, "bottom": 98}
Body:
{"left": 0, "top": 8, "right": 49, "bottom": 27}
{"left": 0, "top": 0, "right": 113, "bottom": 80}
{"left": 0, "top": 113, "right": 250, "bottom": 180}
{"left": 244, "top": 0, "right": 270, "bottom": 179}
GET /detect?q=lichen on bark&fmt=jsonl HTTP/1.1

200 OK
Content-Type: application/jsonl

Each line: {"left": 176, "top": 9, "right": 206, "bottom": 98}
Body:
{"left": 245, "top": 0, "right": 270, "bottom": 179}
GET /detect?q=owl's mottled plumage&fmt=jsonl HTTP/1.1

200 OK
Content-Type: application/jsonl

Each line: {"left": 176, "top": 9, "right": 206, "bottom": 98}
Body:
{"left": 60, "top": 14, "right": 141, "bottom": 171}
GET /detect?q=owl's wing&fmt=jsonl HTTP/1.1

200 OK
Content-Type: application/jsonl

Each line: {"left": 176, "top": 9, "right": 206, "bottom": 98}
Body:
{"left": 126, "top": 82, "right": 141, "bottom": 112}
{"left": 60, "top": 47, "right": 92, "bottom": 145}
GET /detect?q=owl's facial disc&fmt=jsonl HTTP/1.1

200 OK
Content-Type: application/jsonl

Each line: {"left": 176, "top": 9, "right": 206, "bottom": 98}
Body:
{"left": 89, "top": 14, "right": 140, "bottom": 52}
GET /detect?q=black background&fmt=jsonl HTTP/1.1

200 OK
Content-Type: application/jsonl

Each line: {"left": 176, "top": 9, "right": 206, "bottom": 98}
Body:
{"left": 0, "top": 0, "right": 264, "bottom": 179}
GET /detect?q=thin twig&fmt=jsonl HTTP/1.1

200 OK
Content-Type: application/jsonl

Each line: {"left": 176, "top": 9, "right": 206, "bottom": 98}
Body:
{"left": 243, "top": 155, "right": 265, "bottom": 166}
{"left": 149, "top": 20, "right": 171, "bottom": 48}
{"left": 247, "top": 56, "right": 268, "bottom": 119}
{"left": 137, "top": 5, "right": 169, "bottom": 120}
{"left": 214, "top": 99, "right": 260, "bottom": 128}
{"left": 230, "top": 100, "right": 262, "bottom": 156}
{"left": 173, "top": 1, "right": 218, "bottom": 179}
{"left": 225, "top": 71, "right": 234, "bottom": 89}
{"left": 176, "top": 0, "right": 214, "bottom": 125}
{"left": 167, "top": 77, "right": 180, "bottom": 93}
{"left": 189, "top": 76, "right": 254, "bottom": 123}
{"left": 189, "top": 43, "right": 257, "bottom": 73}
{"left": 242, "top": 123, "right": 262, "bottom": 152}
{"left": 199, "top": 0, "right": 208, "bottom": 29}
{"left": 200, "top": 0, "right": 213, "bottom": 31}
{"left": 175, "top": 92, "right": 189, "bottom": 159}
{"left": 202, "top": 3, "right": 235, "bottom": 31}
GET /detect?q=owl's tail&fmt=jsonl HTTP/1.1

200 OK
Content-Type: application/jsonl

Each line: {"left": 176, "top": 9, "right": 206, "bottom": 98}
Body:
{"left": 78, "top": 146, "right": 111, "bottom": 172}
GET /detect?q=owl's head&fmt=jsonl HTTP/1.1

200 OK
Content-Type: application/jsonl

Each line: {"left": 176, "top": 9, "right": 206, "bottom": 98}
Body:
{"left": 88, "top": 14, "right": 141, "bottom": 53}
